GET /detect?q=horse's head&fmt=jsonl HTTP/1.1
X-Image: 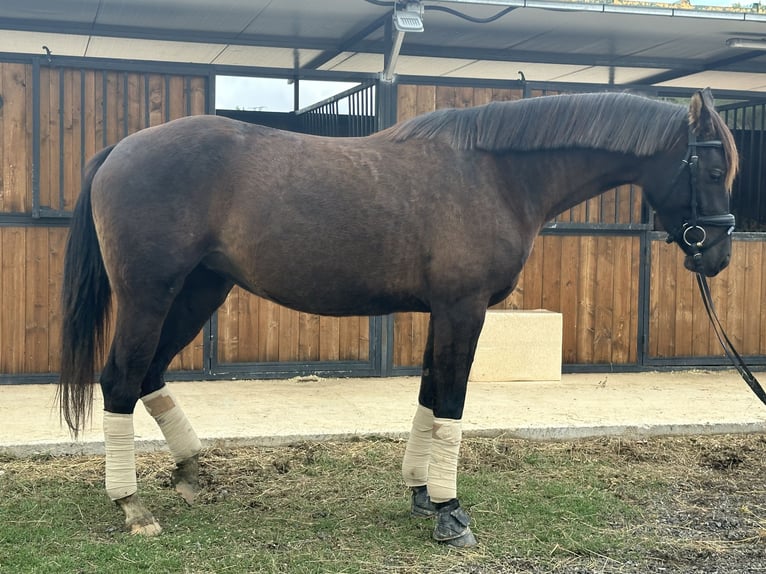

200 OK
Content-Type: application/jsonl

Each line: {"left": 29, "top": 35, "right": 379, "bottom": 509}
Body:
{"left": 648, "top": 88, "right": 738, "bottom": 277}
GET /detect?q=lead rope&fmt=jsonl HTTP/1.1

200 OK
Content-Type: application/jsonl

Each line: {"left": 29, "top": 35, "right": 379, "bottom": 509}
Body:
{"left": 696, "top": 272, "right": 766, "bottom": 406}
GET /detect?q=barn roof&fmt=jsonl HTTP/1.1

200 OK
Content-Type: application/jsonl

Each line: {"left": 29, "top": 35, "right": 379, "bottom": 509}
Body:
{"left": 1, "top": 0, "right": 766, "bottom": 92}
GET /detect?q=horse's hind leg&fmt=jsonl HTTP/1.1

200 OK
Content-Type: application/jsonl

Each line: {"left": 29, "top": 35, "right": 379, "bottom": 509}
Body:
{"left": 101, "top": 295, "right": 176, "bottom": 536}
{"left": 138, "top": 266, "right": 233, "bottom": 505}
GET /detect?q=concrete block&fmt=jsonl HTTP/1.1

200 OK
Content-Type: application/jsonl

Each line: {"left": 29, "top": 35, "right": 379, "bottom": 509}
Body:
{"left": 469, "top": 310, "right": 562, "bottom": 382}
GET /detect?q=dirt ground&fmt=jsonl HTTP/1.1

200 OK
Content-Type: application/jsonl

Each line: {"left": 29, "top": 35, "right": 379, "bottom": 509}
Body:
{"left": 452, "top": 434, "right": 766, "bottom": 574}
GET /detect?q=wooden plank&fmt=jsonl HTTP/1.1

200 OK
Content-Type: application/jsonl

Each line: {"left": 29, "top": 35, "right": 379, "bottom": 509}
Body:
{"left": 48, "top": 228, "right": 67, "bottom": 371}
{"left": 62, "top": 69, "right": 79, "bottom": 211}
{"left": 24, "top": 228, "right": 49, "bottom": 372}
{"left": 759, "top": 242, "right": 766, "bottom": 355}
{"left": 741, "top": 241, "right": 763, "bottom": 355}
{"left": 610, "top": 236, "right": 632, "bottom": 364}
{"left": 338, "top": 316, "right": 360, "bottom": 361}
{"left": 257, "top": 298, "right": 280, "bottom": 362}
{"left": 168, "top": 75, "right": 185, "bottom": 121}
{"left": 126, "top": 73, "right": 142, "bottom": 135}
{"left": 358, "top": 317, "right": 370, "bottom": 361}
{"left": 0, "top": 65, "right": 4, "bottom": 211}
{"left": 83, "top": 70, "right": 98, "bottom": 161}
{"left": 725, "top": 240, "right": 746, "bottom": 351}
{"left": 472, "top": 87, "right": 493, "bottom": 106}
{"left": 393, "top": 313, "right": 413, "bottom": 367}
{"left": 414, "top": 85, "right": 435, "bottom": 116}
{"left": 521, "top": 236, "right": 543, "bottom": 310}
{"left": 647, "top": 241, "right": 660, "bottom": 358}
{"left": 239, "top": 290, "right": 261, "bottom": 363}
{"left": 397, "top": 84, "right": 418, "bottom": 123}
{"left": 2, "top": 63, "right": 31, "bottom": 212}
{"left": 319, "top": 316, "right": 340, "bottom": 361}
{"left": 659, "top": 243, "right": 678, "bottom": 358}
{"left": 435, "top": 86, "right": 458, "bottom": 111}
{"left": 1, "top": 228, "right": 26, "bottom": 372}
{"left": 600, "top": 188, "right": 617, "bottom": 224}
{"left": 593, "top": 235, "right": 614, "bottom": 362}
{"left": 106, "top": 71, "right": 120, "bottom": 145}
{"left": 673, "top": 249, "right": 695, "bottom": 357}
{"left": 575, "top": 235, "right": 596, "bottom": 363}
{"left": 708, "top": 256, "right": 728, "bottom": 356}
{"left": 216, "top": 288, "right": 240, "bottom": 363}
{"left": 627, "top": 236, "right": 640, "bottom": 363}
{"left": 148, "top": 74, "right": 164, "bottom": 126}
{"left": 540, "top": 235, "right": 561, "bottom": 312}
{"left": 559, "top": 233, "right": 580, "bottom": 363}
{"left": 298, "top": 312, "right": 320, "bottom": 361}
{"left": 39, "top": 66, "right": 52, "bottom": 210}
{"left": 189, "top": 76, "right": 208, "bottom": 116}
{"left": 410, "top": 312, "right": 428, "bottom": 367}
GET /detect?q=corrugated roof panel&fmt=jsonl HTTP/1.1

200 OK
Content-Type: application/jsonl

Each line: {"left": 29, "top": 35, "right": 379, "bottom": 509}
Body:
{"left": 0, "top": 29, "right": 89, "bottom": 57}
{"left": 85, "top": 36, "right": 224, "bottom": 63}
{"left": 214, "top": 46, "right": 324, "bottom": 68}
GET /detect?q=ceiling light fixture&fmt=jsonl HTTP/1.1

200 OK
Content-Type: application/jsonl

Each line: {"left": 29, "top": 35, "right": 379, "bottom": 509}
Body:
{"left": 393, "top": 2, "right": 425, "bottom": 33}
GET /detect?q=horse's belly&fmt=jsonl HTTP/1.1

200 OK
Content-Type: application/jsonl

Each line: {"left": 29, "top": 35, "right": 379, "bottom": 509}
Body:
{"left": 202, "top": 252, "right": 429, "bottom": 317}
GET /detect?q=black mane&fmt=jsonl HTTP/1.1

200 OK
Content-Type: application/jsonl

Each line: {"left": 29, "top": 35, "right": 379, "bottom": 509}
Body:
{"left": 385, "top": 92, "right": 689, "bottom": 158}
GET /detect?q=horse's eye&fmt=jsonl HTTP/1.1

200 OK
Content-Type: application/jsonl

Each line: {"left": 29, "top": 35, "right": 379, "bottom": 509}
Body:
{"left": 710, "top": 169, "right": 724, "bottom": 183}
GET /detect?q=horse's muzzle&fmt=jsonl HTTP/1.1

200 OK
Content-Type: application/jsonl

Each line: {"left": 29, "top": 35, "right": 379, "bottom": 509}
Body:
{"left": 684, "top": 252, "right": 730, "bottom": 277}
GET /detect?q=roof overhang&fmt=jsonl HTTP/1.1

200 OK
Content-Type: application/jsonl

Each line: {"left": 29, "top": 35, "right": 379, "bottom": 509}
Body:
{"left": 1, "top": 0, "right": 766, "bottom": 92}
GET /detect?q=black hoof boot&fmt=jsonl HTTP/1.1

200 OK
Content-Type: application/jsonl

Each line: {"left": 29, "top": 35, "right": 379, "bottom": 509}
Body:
{"left": 433, "top": 499, "right": 477, "bottom": 548}
{"left": 410, "top": 485, "right": 437, "bottom": 518}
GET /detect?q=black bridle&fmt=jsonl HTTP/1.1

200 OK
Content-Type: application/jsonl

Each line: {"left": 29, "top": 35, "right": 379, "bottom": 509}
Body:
{"left": 663, "top": 130, "right": 735, "bottom": 270}
{"left": 662, "top": 130, "right": 766, "bottom": 407}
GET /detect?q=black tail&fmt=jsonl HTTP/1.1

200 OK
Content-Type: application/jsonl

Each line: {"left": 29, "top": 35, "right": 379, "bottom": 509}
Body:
{"left": 58, "top": 145, "right": 116, "bottom": 435}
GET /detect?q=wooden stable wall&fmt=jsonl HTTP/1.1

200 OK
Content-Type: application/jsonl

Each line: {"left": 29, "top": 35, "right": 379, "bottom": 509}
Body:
{"left": 649, "top": 235, "right": 766, "bottom": 360}
{"left": 3, "top": 61, "right": 766, "bottom": 380}
{"left": 0, "top": 58, "right": 210, "bottom": 376}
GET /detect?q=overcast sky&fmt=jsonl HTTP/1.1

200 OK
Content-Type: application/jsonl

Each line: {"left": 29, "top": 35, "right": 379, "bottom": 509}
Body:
{"left": 216, "top": 76, "right": 359, "bottom": 112}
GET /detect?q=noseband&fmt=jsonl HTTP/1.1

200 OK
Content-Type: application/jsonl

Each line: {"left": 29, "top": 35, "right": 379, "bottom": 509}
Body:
{"left": 663, "top": 130, "right": 735, "bottom": 267}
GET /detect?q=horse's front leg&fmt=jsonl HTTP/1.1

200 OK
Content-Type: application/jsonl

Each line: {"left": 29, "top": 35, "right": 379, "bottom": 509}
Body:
{"left": 403, "top": 299, "right": 486, "bottom": 548}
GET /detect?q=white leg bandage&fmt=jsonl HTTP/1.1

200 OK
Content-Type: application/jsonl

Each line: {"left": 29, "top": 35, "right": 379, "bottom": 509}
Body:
{"left": 402, "top": 404, "right": 435, "bottom": 487}
{"left": 141, "top": 386, "right": 201, "bottom": 463}
{"left": 427, "top": 417, "right": 463, "bottom": 503}
{"left": 103, "top": 412, "right": 137, "bottom": 501}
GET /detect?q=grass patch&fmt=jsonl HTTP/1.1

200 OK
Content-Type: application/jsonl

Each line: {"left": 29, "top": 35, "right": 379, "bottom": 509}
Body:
{"left": 3, "top": 435, "right": 766, "bottom": 573}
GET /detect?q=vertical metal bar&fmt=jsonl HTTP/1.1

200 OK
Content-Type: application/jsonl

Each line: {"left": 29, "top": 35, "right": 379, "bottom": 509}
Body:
{"left": 748, "top": 104, "right": 756, "bottom": 227}
{"left": 31, "top": 57, "right": 41, "bottom": 217}
{"left": 206, "top": 70, "right": 216, "bottom": 115}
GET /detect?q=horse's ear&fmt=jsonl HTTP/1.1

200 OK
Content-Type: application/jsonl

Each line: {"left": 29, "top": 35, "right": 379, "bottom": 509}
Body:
{"left": 689, "top": 87, "right": 716, "bottom": 136}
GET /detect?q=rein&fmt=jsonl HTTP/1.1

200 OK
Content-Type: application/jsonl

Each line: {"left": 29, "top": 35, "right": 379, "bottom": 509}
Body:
{"left": 665, "top": 130, "right": 766, "bottom": 406}
{"left": 695, "top": 273, "right": 766, "bottom": 406}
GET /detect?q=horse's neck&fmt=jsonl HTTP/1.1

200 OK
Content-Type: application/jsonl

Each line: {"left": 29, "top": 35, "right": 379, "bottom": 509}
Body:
{"left": 506, "top": 149, "right": 646, "bottom": 223}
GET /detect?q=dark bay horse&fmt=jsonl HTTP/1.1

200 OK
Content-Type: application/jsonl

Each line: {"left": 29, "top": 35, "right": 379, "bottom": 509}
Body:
{"left": 59, "top": 88, "right": 738, "bottom": 547}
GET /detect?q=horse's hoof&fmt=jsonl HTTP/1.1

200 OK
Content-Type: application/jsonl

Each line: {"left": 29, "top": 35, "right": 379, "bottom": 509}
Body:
{"left": 432, "top": 500, "right": 478, "bottom": 548}
{"left": 171, "top": 455, "right": 200, "bottom": 505}
{"left": 128, "top": 516, "right": 163, "bottom": 536}
{"left": 410, "top": 485, "right": 437, "bottom": 518}
{"left": 116, "top": 493, "right": 163, "bottom": 536}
